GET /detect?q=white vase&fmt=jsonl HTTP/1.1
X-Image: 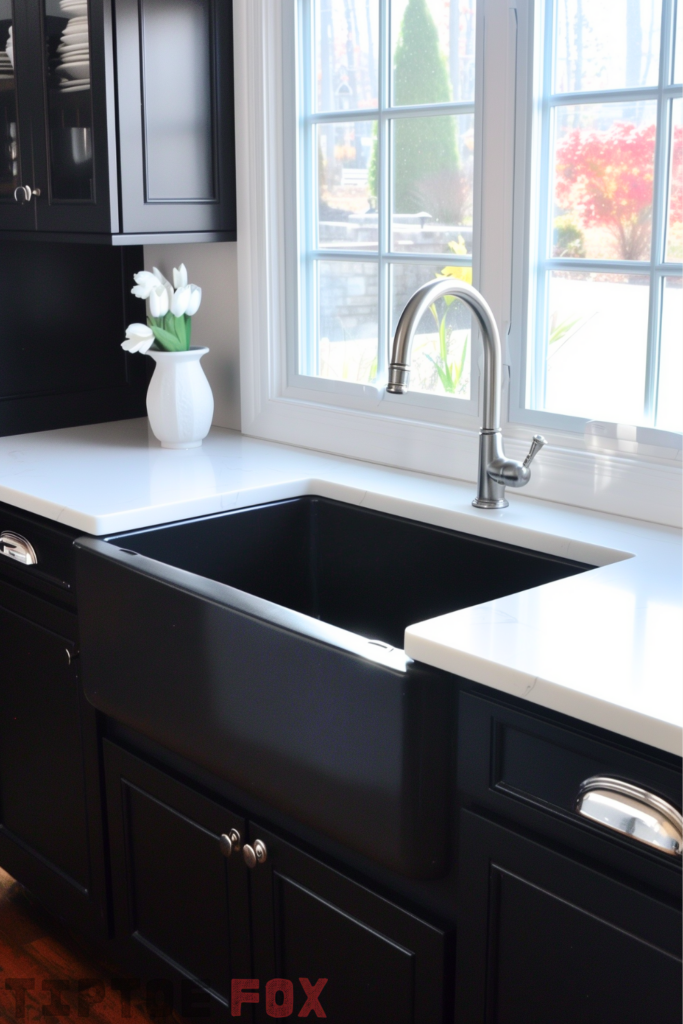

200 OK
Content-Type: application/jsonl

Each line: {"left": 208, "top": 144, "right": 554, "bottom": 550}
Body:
{"left": 146, "top": 347, "right": 214, "bottom": 449}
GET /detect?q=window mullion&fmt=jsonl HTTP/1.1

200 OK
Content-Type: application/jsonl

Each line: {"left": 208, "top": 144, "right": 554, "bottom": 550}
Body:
{"left": 301, "top": 0, "right": 317, "bottom": 377}
{"left": 643, "top": 0, "right": 675, "bottom": 424}
{"left": 549, "top": 85, "right": 660, "bottom": 106}
{"left": 531, "top": 0, "right": 556, "bottom": 412}
{"left": 377, "top": 0, "right": 390, "bottom": 381}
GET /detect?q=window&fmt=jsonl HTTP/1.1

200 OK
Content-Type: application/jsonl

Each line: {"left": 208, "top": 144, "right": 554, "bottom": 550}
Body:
{"left": 234, "top": 0, "right": 682, "bottom": 526}
{"left": 295, "top": 0, "right": 478, "bottom": 405}
{"left": 522, "top": 0, "right": 682, "bottom": 433}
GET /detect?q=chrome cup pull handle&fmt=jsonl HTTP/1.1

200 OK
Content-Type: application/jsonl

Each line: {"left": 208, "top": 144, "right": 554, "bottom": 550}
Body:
{"left": 576, "top": 776, "right": 682, "bottom": 856}
{"left": 0, "top": 531, "right": 38, "bottom": 565}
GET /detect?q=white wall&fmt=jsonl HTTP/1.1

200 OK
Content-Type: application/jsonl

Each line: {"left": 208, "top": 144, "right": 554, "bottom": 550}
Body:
{"left": 143, "top": 242, "right": 241, "bottom": 430}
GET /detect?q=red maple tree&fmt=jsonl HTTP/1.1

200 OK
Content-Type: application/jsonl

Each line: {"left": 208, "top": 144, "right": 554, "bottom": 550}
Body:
{"left": 555, "top": 121, "right": 682, "bottom": 262}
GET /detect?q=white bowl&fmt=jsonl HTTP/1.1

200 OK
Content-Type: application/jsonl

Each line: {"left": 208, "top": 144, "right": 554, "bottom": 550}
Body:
{"left": 56, "top": 60, "right": 90, "bottom": 80}
{"left": 59, "top": 33, "right": 89, "bottom": 46}
{"left": 58, "top": 45, "right": 90, "bottom": 56}
{"left": 59, "top": 4, "right": 88, "bottom": 16}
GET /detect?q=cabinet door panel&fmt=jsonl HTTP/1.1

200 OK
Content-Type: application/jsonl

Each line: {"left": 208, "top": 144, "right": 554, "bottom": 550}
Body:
{"left": 249, "top": 823, "right": 448, "bottom": 1024}
{"left": 126, "top": 785, "right": 234, "bottom": 997}
{"left": 0, "top": 600, "right": 107, "bottom": 937}
{"left": 455, "top": 810, "right": 682, "bottom": 1024}
{"left": 104, "top": 741, "right": 251, "bottom": 1013}
{"left": 140, "top": 0, "right": 214, "bottom": 201}
{"left": 115, "top": 0, "right": 235, "bottom": 235}
{"left": 0, "top": 605, "right": 88, "bottom": 885}
{"left": 28, "top": 0, "right": 117, "bottom": 234}
{"left": 0, "top": 0, "right": 37, "bottom": 230}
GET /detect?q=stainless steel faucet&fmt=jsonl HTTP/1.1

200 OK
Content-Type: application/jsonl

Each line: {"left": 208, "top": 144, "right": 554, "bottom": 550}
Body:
{"left": 387, "top": 279, "right": 546, "bottom": 509}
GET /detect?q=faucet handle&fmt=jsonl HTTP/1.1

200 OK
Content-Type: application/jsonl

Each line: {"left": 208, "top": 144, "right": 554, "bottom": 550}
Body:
{"left": 523, "top": 434, "right": 547, "bottom": 469}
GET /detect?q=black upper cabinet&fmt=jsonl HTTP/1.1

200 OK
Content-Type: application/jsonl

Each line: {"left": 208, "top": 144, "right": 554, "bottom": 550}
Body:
{"left": 116, "top": 0, "right": 235, "bottom": 237}
{"left": 0, "top": 0, "right": 236, "bottom": 243}
{"left": 0, "top": 2, "right": 34, "bottom": 230}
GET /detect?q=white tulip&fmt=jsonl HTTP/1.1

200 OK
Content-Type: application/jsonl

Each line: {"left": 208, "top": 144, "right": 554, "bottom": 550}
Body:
{"left": 173, "top": 263, "right": 188, "bottom": 290}
{"left": 152, "top": 266, "right": 172, "bottom": 290}
{"left": 121, "top": 323, "right": 155, "bottom": 354}
{"left": 152, "top": 266, "right": 174, "bottom": 306}
{"left": 149, "top": 284, "right": 169, "bottom": 319}
{"left": 131, "top": 270, "right": 159, "bottom": 300}
{"left": 185, "top": 284, "right": 202, "bottom": 316}
{"left": 171, "top": 284, "right": 191, "bottom": 317}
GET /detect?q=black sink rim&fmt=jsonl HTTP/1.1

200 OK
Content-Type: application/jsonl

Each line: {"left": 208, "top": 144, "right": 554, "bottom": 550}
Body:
{"left": 88, "top": 495, "right": 594, "bottom": 661}
{"left": 75, "top": 532, "right": 413, "bottom": 671}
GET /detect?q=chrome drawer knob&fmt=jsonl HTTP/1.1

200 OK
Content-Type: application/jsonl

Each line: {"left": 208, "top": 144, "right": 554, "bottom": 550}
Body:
{"left": 243, "top": 839, "right": 268, "bottom": 868}
{"left": 219, "top": 828, "right": 242, "bottom": 857}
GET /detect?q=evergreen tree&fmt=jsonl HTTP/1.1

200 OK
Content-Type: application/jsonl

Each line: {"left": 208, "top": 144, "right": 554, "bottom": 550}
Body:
{"left": 369, "top": 0, "right": 459, "bottom": 216}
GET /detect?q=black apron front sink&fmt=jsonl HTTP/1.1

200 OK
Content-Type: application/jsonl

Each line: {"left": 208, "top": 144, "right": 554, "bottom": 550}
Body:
{"left": 75, "top": 497, "right": 592, "bottom": 879}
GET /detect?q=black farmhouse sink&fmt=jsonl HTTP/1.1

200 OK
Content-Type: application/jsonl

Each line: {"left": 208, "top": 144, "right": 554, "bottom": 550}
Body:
{"left": 76, "top": 497, "right": 591, "bottom": 878}
{"left": 99, "top": 496, "right": 588, "bottom": 648}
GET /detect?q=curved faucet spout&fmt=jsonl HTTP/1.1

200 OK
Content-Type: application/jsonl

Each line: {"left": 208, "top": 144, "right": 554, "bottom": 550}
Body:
{"left": 387, "top": 278, "right": 545, "bottom": 509}
{"left": 387, "top": 278, "right": 502, "bottom": 431}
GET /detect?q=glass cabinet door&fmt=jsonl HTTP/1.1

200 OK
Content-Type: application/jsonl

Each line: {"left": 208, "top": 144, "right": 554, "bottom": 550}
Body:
{"left": 0, "top": 2, "right": 22, "bottom": 202}
{"left": 43, "top": 0, "right": 92, "bottom": 202}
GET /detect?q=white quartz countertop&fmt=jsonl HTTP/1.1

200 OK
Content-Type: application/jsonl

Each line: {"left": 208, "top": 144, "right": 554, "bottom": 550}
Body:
{"left": 0, "top": 418, "right": 681, "bottom": 756}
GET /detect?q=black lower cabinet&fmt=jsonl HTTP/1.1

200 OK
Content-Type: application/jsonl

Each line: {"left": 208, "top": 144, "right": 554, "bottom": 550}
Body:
{"left": 103, "top": 742, "right": 251, "bottom": 1018}
{"left": 454, "top": 810, "right": 682, "bottom": 1024}
{"left": 248, "top": 822, "right": 449, "bottom": 1024}
{"left": 103, "top": 741, "right": 450, "bottom": 1023}
{"left": 0, "top": 598, "right": 107, "bottom": 936}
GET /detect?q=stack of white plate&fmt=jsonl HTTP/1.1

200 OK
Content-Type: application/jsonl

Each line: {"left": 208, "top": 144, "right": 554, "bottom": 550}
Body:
{"left": 56, "top": 1, "right": 90, "bottom": 93}
{"left": 0, "top": 49, "right": 13, "bottom": 80}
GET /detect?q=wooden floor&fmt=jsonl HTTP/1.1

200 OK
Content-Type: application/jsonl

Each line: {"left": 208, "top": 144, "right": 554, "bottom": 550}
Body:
{"left": 0, "top": 869, "right": 158, "bottom": 1024}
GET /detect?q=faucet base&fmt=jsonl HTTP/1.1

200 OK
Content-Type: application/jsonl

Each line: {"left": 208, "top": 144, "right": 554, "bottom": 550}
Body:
{"left": 472, "top": 497, "right": 509, "bottom": 510}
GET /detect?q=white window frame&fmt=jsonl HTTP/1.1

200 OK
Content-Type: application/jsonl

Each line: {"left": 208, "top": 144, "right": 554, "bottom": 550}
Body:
{"left": 234, "top": 0, "right": 682, "bottom": 528}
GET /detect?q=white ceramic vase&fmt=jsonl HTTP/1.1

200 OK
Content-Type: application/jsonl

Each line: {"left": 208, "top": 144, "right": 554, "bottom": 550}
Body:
{"left": 146, "top": 347, "right": 214, "bottom": 449}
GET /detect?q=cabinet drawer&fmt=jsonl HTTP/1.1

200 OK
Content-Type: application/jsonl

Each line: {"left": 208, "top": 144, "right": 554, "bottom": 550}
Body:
{"left": 0, "top": 501, "right": 79, "bottom": 602}
{"left": 458, "top": 690, "right": 682, "bottom": 892}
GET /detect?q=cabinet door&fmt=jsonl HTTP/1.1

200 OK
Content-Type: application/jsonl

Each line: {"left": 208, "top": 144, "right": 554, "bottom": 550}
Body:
{"left": 114, "top": 0, "right": 236, "bottom": 236}
{"left": 28, "top": 0, "right": 117, "bottom": 233}
{"left": 0, "top": 603, "right": 106, "bottom": 933}
{"left": 0, "top": 0, "right": 37, "bottom": 230}
{"left": 104, "top": 742, "right": 251, "bottom": 1019}
{"left": 455, "top": 810, "right": 682, "bottom": 1024}
{"left": 249, "top": 823, "right": 449, "bottom": 1024}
